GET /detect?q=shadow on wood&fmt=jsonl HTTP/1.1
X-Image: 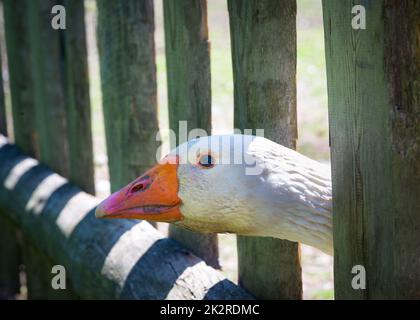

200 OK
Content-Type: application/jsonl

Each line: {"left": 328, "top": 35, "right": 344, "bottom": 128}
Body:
{"left": 0, "top": 135, "right": 252, "bottom": 300}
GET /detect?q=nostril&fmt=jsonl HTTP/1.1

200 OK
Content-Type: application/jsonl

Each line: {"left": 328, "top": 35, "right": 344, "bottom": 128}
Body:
{"left": 130, "top": 176, "right": 153, "bottom": 193}
{"left": 131, "top": 183, "right": 144, "bottom": 193}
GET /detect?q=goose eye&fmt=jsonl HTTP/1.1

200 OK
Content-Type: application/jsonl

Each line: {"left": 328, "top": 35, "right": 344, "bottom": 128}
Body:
{"left": 198, "top": 154, "right": 215, "bottom": 169}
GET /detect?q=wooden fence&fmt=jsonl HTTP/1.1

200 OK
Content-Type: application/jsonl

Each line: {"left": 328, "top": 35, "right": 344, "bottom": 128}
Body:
{"left": 0, "top": 0, "right": 419, "bottom": 300}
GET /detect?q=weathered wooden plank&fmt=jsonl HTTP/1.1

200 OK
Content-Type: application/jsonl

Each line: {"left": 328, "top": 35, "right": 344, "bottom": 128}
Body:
{"left": 96, "top": 0, "right": 160, "bottom": 192}
{"left": 3, "top": 0, "right": 94, "bottom": 196}
{"left": 1, "top": 4, "right": 30, "bottom": 297}
{"left": 163, "top": 0, "right": 212, "bottom": 139}
{"left": 0, "top": 136, "right": 253, "bottom": 300}
{"left": 62, "top": 0, "right": 95, "bottom": 194}
{"left": 323, "top": 0, "right": 420, "bottom": 299}
{"left": 0, "top": 41, "right": 6, "bottom": 137}
{"left": 3, "top": 0, "right": 37, "bottom": 156}
{"left": 0, "top": 9, "right": 19, "bottom": 299}
{"left": 4, "top": 0, "right": 94, "bottom": 195}
{"left": 163, "top": 0, "right": 219, "bottom": 269}
{"left": 26, "top": 0, "right": 69, "bottom": 177}
{"left": 228, "top": 0, "right": 302, "bottom": 299}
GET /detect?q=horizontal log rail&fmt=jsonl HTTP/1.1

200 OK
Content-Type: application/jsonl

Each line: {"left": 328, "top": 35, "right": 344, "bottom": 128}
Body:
{"left": 0, "top": 135, "right": 252, "bottom": 300}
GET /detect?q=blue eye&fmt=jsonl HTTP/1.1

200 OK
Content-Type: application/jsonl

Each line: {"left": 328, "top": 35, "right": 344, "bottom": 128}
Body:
{"left": 198, "top": 154, "right": 215, "bottom": 168}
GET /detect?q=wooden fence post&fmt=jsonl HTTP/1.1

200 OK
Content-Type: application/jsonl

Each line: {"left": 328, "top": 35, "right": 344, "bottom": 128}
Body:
{"left": 96, "top": 0, "right": 160, "bottom": 193}
{"left": 0, "top": 0, "right": 23, "bottom": 299}
{"left": 0, "top": 42, "right": 6, "bottom": 137}
{"left": 3, "top": 0, "right": 93, "bottom": 298}
{"left": 228, "top": 0, "right": 302, "bottom": 299}
{"left": 0, "top": 43, "right": 19, "bottom": 299}
{"left": 62, "top": 0, "right": 95, "bottom": 194}
{"left": 26, "top": 0, "right": 94, "bottom": 191}
{"left": 163, "top": 0, "right": 219, "bottom": 268}
{"left": 323, "top": 0, "right": 420, "bottom": 299}
{"left": 26, "top": 0, "right": 69, "bottom": 177}
{"left": 3, "top": 0, "right": 37, "bottom": 157}
{"left": 0, "top": 54, "right": 19, "bottom": 296}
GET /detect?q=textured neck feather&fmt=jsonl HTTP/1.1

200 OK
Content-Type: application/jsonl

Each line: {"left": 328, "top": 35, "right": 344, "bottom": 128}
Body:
{"left": 246, "top": 138, "right": 333, "bottom": 254}
{"left": 175, "top": 135, "right": 333, "bottom": 255}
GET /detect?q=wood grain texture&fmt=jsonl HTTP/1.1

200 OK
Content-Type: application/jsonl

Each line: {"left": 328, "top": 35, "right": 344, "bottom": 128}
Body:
{"left": 97, "top": 0, "right": 160, "bottom": 192}
{"left": 1, "top": 4, "right": 33, "bottom": 296}
{"left": 26, "top": 0, "right": 69, "bottom": 177}
{"left": 0, "top": 41, "right": 6, "bottom": 137}
{"left": 163, "top": 0, "right": 219, "bottom": 268}
{"left": 4, "top": 0, "right": 94, "bottom": 298}
{"left": 323, "top": 0, "right": 420, "bottom": 299}
{"left": 62, "top": 0, "right": 95, "bottom": 194}
{"left": 0, "top": 34, "right": 17, "bottom": 299}
{"left": 3, "top": 0, "right": 38, "bottom": 156}
{"left": 4, "top": 0, "right": 94, "bottom": 194}
{"left": 163, "top": 0, "right": 211, "bottom": 138}
{"left": 228, "top": 0, "right": 302, "bottom": 299}
{"left": 0, "top": 136, "right": 253, "bottom": 300}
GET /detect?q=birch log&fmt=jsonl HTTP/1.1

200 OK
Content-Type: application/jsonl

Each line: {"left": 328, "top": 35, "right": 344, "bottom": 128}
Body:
{"left": 0, "top": 136, "right": 252, "bottom": 300}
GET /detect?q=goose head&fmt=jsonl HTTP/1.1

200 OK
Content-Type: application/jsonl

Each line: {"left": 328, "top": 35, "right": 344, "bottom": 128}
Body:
{"left": 95, "top": 134, "right": 333, "bottom": 255}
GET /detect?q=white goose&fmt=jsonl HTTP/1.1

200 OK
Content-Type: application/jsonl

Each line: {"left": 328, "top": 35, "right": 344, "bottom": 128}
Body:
{"left": 96, "top": 134, "right": 333, "bottom": 255}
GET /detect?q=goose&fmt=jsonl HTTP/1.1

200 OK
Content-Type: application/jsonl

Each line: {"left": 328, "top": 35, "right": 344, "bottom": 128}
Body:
{"left": 95, "top": 134, "right": 333, "bottom": 255}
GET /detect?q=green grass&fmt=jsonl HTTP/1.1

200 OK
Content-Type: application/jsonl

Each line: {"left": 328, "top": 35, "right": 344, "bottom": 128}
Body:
{"left": 312, "top": 289, "right": 334, "bottom": 300}
{"left": 296, "top": 0, "right": 330, "bottom": 161}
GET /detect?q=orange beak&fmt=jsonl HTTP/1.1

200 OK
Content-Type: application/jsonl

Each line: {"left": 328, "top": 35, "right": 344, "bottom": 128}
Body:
{"left": 95, "top": 155, "right": 182, "bottom": 222}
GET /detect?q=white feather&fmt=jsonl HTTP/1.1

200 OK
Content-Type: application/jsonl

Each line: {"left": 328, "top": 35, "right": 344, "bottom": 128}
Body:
{"left": 167, "top": 135, "right": 333, "bottom": 255}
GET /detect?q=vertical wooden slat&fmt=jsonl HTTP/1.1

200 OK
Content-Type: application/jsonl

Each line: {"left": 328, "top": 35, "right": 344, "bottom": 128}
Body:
{"left": 28, "top": 0, "right": 94, "bottom": 192}
{"left": 3, "top": 0, "right": 91, "bottom": 299}
{"left": 5, "top": 0, "right": 94, "bottom": 191}
{"left": 26, "top": 0, "right": 69, "bottom": 176}
{"left": 0, "top": 42, "right": 6, "bottom": 137}
{"left": 4, "top": 0, "right": 94, "bottom": 186}
{"left": 96, "top": 0, "right": 160, "bottom": 192}
{"left": 1, "top": 1, "right": 27, "bottom": 298}
{"left": 0, "top": 16, "right": 15, "bottom": 298}
{"left": 163, "top": 0, "right": 219, "bottom": 268}
{"left": 28, "top": 0, "right": 82, "bottom": 298}
{"left": 323, "top": 0, "right": 420, "bottom": 299}
{"left": 0, "top": 37, "right": 18, "bottom": 297}
{"left": 63, "top": 0, "right": 95, "bottom": 194}
{"left": 228, "top": 0, "right": 302, "bottom": 299}
{"left": 0, "top": 8, "right": 18, "bottom": 299}
{"left": 3, "top": 0, "right": 37, "bottom": 156}
{"left": 163, "top": 0, "right": 212, "bottom": 137}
